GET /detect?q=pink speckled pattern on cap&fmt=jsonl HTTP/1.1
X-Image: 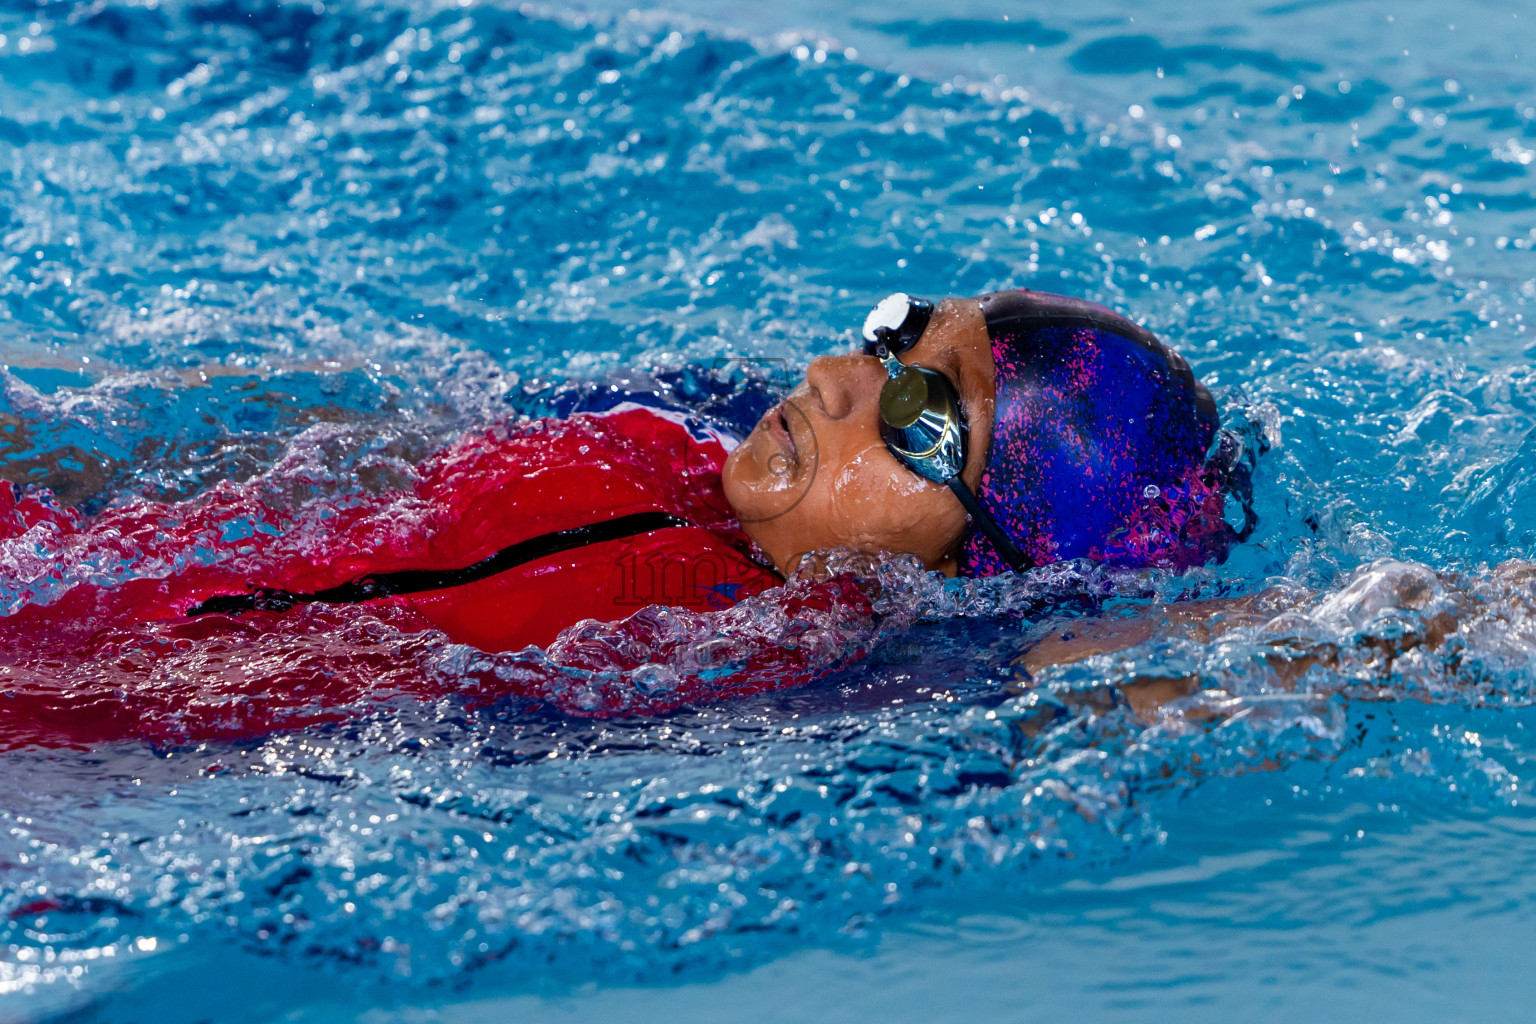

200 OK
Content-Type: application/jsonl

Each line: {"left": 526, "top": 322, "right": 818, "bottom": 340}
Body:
{"left": 961, "top": 289, "right": 1225, "bottom": 576}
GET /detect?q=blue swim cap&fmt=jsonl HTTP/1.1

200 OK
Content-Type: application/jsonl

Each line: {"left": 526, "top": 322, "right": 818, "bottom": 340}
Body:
{"left": 961, "top": 289, "right": 1223, "bottom": 576}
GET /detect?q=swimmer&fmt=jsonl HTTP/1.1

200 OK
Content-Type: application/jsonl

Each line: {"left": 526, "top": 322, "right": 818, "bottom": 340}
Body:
{"left": 2, "top": 287, "right": 1237, "bottom": 655}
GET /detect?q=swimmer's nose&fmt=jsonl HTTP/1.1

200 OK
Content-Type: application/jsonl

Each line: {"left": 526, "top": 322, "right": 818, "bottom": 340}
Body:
{"left": 804, "top": 353, "right": 886, "bottom": 423}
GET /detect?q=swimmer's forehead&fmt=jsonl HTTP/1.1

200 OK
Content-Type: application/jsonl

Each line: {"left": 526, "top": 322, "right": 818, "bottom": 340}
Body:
{"left": 856, "top": 294, "right": 986, "bottom": 369}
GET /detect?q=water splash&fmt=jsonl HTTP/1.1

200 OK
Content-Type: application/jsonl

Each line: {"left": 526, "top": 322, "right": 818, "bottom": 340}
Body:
{"left": 1, "top": 0, "right": 1535, "bottom": 1015}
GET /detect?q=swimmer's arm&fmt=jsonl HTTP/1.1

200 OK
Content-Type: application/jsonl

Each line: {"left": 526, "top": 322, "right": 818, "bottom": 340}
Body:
{"left": 1012, "top": 595, "right": 1276, "bottom": 676}
{"left": 1010, "top": 594, "right": 1284, "bottom": 718}
{"left": 1008, "top": 560, "right": 1525, "bottom": 721}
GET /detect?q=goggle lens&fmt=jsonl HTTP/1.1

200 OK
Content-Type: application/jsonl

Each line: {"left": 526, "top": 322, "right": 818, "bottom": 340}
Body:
{"left": 879, "top": 366, "right": 930, "bottom": 429}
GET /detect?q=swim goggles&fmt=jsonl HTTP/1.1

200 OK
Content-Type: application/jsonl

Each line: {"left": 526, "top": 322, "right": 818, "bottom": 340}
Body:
{"left": 861, "top": 293, "right": 1031, "bottom": 572}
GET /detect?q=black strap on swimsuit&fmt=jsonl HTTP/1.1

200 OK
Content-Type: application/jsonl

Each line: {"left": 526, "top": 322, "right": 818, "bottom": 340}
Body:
{"left": 188, "top": 510, "right": 692, "bottom": 617}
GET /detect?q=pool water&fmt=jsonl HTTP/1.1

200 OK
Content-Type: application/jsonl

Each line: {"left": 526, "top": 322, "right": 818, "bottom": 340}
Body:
{"left": 2, "top": 0, "right": 1534, "bottom": 1019}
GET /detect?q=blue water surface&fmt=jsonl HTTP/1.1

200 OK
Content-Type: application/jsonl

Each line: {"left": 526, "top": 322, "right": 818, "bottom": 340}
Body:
{"left": 1, "top": 0, "right": 1534, "bottom": 1019}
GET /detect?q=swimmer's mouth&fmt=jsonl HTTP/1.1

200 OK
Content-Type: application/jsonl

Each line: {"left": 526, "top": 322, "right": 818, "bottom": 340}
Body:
{"left": 764, "top": 403, "right": 799, "bottom": 461}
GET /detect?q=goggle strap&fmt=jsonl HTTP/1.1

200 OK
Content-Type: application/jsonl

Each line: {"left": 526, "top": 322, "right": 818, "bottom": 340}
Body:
{"left": 945, "top": 477, "right": 1032, "bottom": 574}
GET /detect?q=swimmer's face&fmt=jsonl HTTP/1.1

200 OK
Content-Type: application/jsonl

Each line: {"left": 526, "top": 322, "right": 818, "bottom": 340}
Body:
{"left": 722, "top": 297, "right": 996, "bottom": 576}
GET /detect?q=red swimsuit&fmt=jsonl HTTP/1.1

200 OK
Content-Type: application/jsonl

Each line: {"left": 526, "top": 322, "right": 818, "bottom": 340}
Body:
{"left": 0, "top": 407, "right": 865, "bottom": 748}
